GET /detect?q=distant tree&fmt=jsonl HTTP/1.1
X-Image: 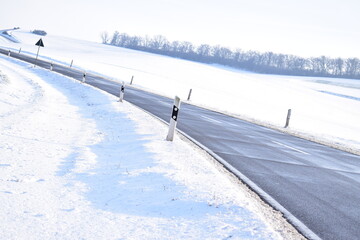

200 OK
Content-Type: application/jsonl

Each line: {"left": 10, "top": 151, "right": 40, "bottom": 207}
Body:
{"left": 117, "top": 33, "right": 130, "bottom": 47}
{"left": 142, "top": 35, "right": 152, "bottom": 48}
{"left": 293, "top": 56, "right": 308, "bottom": 71}
{"left": 178, "top": 41, "right": 194, "bottom": 54}
{"left": 126, "top": 35, "right": 143, "bottom": 49}
{"left": 171, "top": 41, "right": 181, "bottom": 53}
{"left": 150, "top": 35, "right": 168, "bottom": 50}
{"left": 333, "top": 58, "right": 344, "bottom": 76}
{"left": 197, "top": 44, "right": 211, "bottom": 57}
{"left": 110, "top": 31, "right": 120, "bottom": 45}
{"left": 232, "top": 49, "right": 244, "bottom": 63}
{"left": 100, "top": 31, "right": 110, "bottom": 44}
{"left": 106, "top": 31, "right": 360, "bottom": 80}
{"left": 345, "top": 58, "right": 360, "bottom": 76}
{"left": 274, "top": 54, "right": 287, "bottom": 69}
{"left": 310, "top": 57, "right": 322, "bottom": 74}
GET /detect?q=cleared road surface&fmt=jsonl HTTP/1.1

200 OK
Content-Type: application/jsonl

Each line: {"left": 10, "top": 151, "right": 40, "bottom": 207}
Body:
{"left": 1, "top": 48, "right": 360, "bottom": 240}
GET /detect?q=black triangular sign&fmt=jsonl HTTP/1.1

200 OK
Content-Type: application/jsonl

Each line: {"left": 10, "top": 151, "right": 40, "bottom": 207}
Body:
{"left": 35, "top": 38, "right": 44, "bottom": 47}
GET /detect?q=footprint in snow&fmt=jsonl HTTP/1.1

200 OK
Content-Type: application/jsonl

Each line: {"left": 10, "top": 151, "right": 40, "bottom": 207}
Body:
{"left": 1, "top": 191, "right": 13, "bottom": 194}
{"left": 61, "top": 208, "right": 75, "bottom": 212}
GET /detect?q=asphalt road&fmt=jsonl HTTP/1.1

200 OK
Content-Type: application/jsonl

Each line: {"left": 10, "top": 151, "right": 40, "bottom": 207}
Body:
{"left": 1, "top": 47, "right": 360, "bottom": 240}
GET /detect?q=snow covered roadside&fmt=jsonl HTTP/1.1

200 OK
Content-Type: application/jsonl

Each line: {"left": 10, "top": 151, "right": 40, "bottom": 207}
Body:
{"left": 0, "top": 57, "right": 304, "bottom": 239}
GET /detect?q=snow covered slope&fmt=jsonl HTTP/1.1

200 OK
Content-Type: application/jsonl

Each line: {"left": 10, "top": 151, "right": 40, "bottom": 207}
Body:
{"left": 1, "top": 30, "right": 359, "bottom": 152}
{"left": 0, "top": 53, "right": 306, "bottom": 239}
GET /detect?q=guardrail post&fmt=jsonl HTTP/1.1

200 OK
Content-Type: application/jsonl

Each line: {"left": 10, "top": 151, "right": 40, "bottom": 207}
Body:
{"left": 119, "top": 81, "right": 125, "bottom": 102}
{"left": 82, "top": 72, "right": 86, "bottom": 83}
{"left": 187, "top": 89, "right": 192, "bottom": 101}
{"left": 284, "top": 109, "right": 292, "bottom": 128}
{"left": 70, "top": 60, "right": 73, "bottom": 68}
{"left": 130, "top": 76, "right": 134, "bottom": 85}
{"left": 166, "top": 96, "right": 181, "bottom": 141}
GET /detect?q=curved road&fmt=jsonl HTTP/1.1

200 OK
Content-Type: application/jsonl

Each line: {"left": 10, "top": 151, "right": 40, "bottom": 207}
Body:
{"left": 1, "top": 47, "right": 360, "bottom": 240}
{"left": 0, "top": 29, "right": 20, "bottom": 43}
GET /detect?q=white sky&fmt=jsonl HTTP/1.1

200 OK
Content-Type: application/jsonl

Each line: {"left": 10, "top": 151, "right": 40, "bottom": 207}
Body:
{"left": 1, "top": 0, "right": 360, "bottom": 58}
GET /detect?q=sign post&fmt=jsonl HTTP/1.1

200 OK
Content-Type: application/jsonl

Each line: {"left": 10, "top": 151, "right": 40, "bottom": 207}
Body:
{"left": 82, "top": 72, "right": 86, "bottom": 83}
{"left": 187, "top": 89, "right": 192, "bottom": 101}
{"left": 34, "top": 38, "right": 44, "bottom": 67}
{"left": 166, "top": 96, "right": 181, "bottom": 141}
{"left": 284, "top": 109, "right": 292, "bottom": 128}
{"left": 119, "top": 81, "right": 125, "bottom": 102}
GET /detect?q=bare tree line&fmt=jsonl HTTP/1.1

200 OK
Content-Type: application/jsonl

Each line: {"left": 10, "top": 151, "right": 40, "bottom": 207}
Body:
{"left": 101, "top": 31, "right": 360, "bottom": 79}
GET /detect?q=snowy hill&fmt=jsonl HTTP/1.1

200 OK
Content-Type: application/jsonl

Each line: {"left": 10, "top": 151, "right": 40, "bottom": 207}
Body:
{"left": 1, "top": 29, "right": 360, "bottom": 152}
{"left": 0, "top": 35, "right": 310, "bottom": 239}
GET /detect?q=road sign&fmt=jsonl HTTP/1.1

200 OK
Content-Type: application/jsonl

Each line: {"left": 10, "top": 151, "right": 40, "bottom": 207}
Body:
{"left": 34, "top": 38, "right": 44, "bottom": 67}
{"left": 35, "top": 38, "right": 44, "bottom": 47}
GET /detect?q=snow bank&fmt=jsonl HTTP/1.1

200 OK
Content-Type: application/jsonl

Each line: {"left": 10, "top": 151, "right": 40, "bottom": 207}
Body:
{"left": 0, "top": 56, "right": 305, "bottom": 239}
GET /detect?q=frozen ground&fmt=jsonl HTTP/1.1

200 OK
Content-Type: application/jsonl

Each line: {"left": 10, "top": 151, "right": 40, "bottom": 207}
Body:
{"left": 1, "top": 30, "right": 359, "bottom": 153}
{"left": 0, "top": 55, "right": 305, "bottom": 239}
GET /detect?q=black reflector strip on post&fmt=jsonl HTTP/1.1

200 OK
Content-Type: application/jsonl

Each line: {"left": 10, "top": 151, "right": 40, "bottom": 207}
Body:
{"left": 121, "top": 86, "right": 125, "bottom": 92}
{"left": 172, "top": 105, "right": 179, "bottom": 121}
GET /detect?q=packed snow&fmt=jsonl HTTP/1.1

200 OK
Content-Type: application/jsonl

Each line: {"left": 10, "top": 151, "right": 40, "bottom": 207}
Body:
{"left": 0, "top": 53, "right": 305, "bottom": 238}
{"left": 1, "top": 30, "right": 359, "bottom": 153}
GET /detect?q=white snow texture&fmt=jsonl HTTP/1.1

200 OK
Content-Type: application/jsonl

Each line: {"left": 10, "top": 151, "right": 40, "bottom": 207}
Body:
{"left": 0, "top": 56, "right": 287, "bottom": 239}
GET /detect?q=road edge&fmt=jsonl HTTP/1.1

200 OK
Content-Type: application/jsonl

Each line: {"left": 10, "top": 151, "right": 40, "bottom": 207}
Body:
{"left": 126, "top": 100, "right": 320, "bottom": 240}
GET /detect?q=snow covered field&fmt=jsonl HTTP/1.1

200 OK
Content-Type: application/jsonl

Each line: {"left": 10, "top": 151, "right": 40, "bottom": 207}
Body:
{"left": 0, "top": 53, "right": 306, "bottom": 239}
{"left": 1, "top": 30, "right": 360, "bottom": 153}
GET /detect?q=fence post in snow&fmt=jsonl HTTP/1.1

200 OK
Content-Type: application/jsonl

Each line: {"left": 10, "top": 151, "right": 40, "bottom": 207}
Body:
{"left": 119, "top": 81, "right": 125, "bottom": 102}
{"left": 130, "top": 76, "right": 134, "bottom": 85}
{"left": 187, "top": 89, "right": 192, "bottom": 101}
{"left": 50, "top": 62, "right": 53, "bottom": 71}
{"left": 70, "top": 60, "right": 73, "bottom": 68}
{"left": 82, "top": 72, "right": 86, "bottom": 83}
{"left": 284, "top": 109, "right": 292, "bottom": 128}
{"left": 166, "top": 96, "right": 181, "bottom": 141}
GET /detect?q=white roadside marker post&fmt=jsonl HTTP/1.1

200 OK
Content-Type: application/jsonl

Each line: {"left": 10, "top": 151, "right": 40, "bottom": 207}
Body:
{"left": 166, "top": 96, "right": 181, "bottom": 141}
{"left": 82, "top": 72, "right": 86, "bottom": 83}
{"left": 119, "top": 81, "right": 125, "bottom": 102}
{"left": 130, "top": 76, "right": 134, "bottom": 85}
{"left": 70, "top": 60, "right": 73, "bottom": 68}
{"left": 187, "top": 88, "right": 192, "bottom": 101}
{"left": 18, "top": 48, "right": 21, "bottom": 54}
{"left": 284, "top": 109, "right": 292, "bottom": 128}
{"left": 7, "top": 50, "right": 10, "bottom": 57}
{"left": 50, "top": 62, "right": 53, "bottom": 71}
